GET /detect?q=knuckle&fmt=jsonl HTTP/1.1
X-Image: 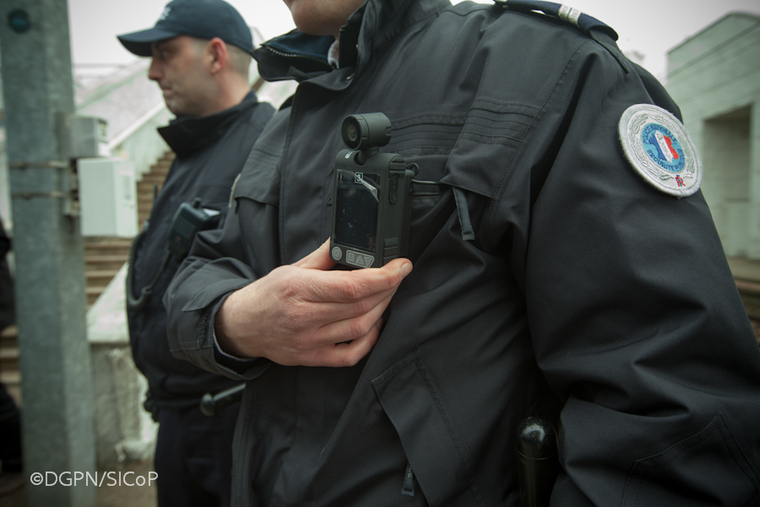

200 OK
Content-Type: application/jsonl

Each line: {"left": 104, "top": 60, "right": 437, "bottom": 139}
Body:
{"left": 298, "top": 350, "right": 321, "bottom": 367}
{"left": 346, "top": 319, "right": 371, "bottom": 341}
{"left": 279, "top": 272, "right": 302, "bottom": 301}
{"left": 351, "top": 297, "right": 372, "bottom": 317}
{"left": 339, "top": 277, "right": 364, "bottom": 301}
{"left": 281, "top": 298, "right": 314, "bottom": 333}
{"left": 338, "top": 353, "right": 360, "bottom": 368}
{"left": 335, "top": 345, "right": 363, "bottom": 368}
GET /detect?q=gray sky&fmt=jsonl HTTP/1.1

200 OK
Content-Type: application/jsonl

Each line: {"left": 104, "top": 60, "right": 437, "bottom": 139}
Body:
{"left": 69, "top": 0, "right": 760, "bottom": 80}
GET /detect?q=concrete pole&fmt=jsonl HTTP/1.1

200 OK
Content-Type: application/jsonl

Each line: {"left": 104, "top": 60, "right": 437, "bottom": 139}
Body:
{"left": 0, "top": 1, "right": 97, "bottom": 506}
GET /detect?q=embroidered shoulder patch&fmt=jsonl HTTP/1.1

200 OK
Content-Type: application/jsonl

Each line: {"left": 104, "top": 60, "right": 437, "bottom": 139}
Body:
{"left": 618, "top": 104, "right": 702, "bottom": 198}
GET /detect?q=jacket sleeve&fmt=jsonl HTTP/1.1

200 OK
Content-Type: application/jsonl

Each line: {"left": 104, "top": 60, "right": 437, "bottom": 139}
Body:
{"left": 493, "top": 38, "right": 760, "bottom": 504}
{"left": 163, "top": 187, "right": 280, "bottom": 381}
{"left": 164, "top": 109, "right": 286, "bottom": 381}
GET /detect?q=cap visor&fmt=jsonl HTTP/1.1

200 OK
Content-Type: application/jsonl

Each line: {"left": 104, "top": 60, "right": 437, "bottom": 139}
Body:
{"left": 117, "top": 27, "right": 180, "bottom": 57}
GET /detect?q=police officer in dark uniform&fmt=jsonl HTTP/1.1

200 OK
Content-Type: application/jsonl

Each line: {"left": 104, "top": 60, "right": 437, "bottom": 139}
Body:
{"left": 164, "top": 0, "right": 760, "bottom": 505}
{"left": 117, "top": 1, "right": 274, "bottom": 505}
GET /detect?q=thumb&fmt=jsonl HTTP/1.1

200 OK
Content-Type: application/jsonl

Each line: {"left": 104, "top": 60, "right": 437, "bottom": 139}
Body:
{"left": 294, "top": 238, "right": 335, "bottom": 271}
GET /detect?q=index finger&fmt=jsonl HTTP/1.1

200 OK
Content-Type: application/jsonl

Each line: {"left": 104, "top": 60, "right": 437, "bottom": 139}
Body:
{"left": 301, "top": 257, "right": 413, "bottom": 304}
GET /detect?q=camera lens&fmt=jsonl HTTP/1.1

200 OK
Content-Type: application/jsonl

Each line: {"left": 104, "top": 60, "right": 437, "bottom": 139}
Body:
{"left": 345, "top": 123, "right": 358, "bottom": 144}
{"left": 341, "top": 116, "right": 363, "bottom": 149}
{"left": 341, "top": 114, "right": 391, "bottom": 150}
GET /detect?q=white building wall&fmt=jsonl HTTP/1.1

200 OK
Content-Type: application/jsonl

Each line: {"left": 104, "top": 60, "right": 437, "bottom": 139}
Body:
{"left": 702, "top": 110, "right": 751, "bottom": 256}
{"left": 77, "top": 60, "right": 170, "bottom": 181}
{"left": 666, "top": 13, "right": 760, "bottom": 259}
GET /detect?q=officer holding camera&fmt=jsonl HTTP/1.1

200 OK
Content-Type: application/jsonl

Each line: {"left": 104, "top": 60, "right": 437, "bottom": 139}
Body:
{"left": 117, "top": 0, "right": 274, "bottom": 505}
{"left": 165, "top": 0, "right": 760, "bottom": 505}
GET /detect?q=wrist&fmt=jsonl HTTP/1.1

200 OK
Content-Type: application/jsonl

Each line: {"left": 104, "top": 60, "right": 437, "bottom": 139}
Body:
{"left": 214, "top": 290, "right": 251, "bottom": 358}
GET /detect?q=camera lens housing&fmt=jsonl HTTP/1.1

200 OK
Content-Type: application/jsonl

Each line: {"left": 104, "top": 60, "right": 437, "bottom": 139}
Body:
{"left": 341, "top": 113, "right": 392, "bottom": 150}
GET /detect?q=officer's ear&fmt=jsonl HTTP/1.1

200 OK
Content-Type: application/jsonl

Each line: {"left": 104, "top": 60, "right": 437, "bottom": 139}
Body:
{"left": 206, "top": 37, "right": 228, "bottom": 75}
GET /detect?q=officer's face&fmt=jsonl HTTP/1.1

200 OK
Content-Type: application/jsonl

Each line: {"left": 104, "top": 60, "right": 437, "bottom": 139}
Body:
{"left": 148, "top": 36, "right": 214, "bottom": 117}
{"left": 283, "top": 0, "right": 366, "bottom": 39}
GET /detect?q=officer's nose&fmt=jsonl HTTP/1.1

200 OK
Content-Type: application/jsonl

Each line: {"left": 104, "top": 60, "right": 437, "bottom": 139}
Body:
{"left": 148, "top": 57, "right": 162, "bottom": 82}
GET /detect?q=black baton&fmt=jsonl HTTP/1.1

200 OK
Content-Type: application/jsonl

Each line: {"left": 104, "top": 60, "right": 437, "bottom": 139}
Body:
{"left": 516, "top": 417, "right": 558, "bottom": 507}
{"left": 200, "top": 383, "right": 245, "bottom": 416}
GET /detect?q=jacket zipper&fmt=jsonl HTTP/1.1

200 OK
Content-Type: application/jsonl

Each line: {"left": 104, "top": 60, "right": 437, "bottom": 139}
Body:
{"left": 402, "top": 462, "right": 415, "bottom": 496}
{"left": 262, "top": 45, "right": 330, "bottom": 67}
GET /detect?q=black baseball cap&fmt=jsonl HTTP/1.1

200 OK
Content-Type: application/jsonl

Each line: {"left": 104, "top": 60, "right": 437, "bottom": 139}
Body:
{"left": 117, "top": 0, "right": 254, "bottom": 57}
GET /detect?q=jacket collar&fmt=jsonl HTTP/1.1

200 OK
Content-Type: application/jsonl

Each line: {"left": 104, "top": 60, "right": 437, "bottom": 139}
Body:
{"left": 157, "top": 91, "right": 259, "bottom": 159}
{"left": 254, "top": 0, "right": 450, "bottom": 83}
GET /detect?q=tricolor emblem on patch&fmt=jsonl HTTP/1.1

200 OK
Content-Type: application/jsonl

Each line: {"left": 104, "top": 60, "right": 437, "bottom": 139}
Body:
{"left": 618, "top": 104, "right": 702, "bottom": 197}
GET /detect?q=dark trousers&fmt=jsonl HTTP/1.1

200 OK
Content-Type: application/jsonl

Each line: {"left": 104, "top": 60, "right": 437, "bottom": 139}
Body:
{"left": 0, "top": 382, "right": 22, "bottom": 474}
{"left": 155, "top": 402, "right": 239, "bottom": 507}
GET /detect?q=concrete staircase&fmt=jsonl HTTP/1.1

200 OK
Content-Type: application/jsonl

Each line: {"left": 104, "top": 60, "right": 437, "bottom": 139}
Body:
{"left": 0, "top": 151, "right": 175, "bottom": 398}
{"left": 137, "top": 152, "right": 173, "bottom": 227}
{"left": 83, "top": 151, "right": 174, "bottom": 306}
{"left": 0, "top": 325, "right": 19, "bottom": 391}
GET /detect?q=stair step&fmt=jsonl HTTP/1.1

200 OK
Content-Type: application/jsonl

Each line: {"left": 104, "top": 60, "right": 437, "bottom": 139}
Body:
{"left": 137, "top": 184, "right": 163, "bottom": 196}
{"left": 140, "top": 176, "right": 167, "bottom": 184}
{"left": 0, "top": 346, "right": 19, "bottom": 362}
{"left": 86, "top": 268, "right": 122, "bottom": 277}
{"left": 0, "top": 340, "right": 17, "bottom": 352}
{"left": 86, "top": 272, "right": 122, "bottom": 288}
{"left": 736, "top": 279, "right": 760, "bottom": 297}
{"left": 2, "top": 327, "right": 18, "bottom": 383}
{"left": 0, "top": 370, "right": 20, "bottom": 396}
{"left": 88, "top": 287, "right": 104, "bottom": 305}
{"left": 84, "top": 247, "right": 132, "bottom": 254}
{"left": 86, "top": 255, "right": 129, "bottom": 263}
{"left": 138, "top": 191, "right": 163, "bottom": 200}
{"left": 0, "top": 325, "right": 18, "bottom": 358}
{"left": 85, "top": 251, "right": 131, "bottom": 260}
{"left": 84, "top": 243, "right": 132, "bottom": 257}
{"left": 0, "top": 345, "right": 19, "bottom": 385}
{"left": 1, "top": 369, "right": 22, "bottom": 406}
{"left": 85, "top": 238, "right": 132, "bottom": 246}
{"left": 85, "top": 251, "right": 129, "bottom": 259}
{"left": 86, "top": 256, "right": 128, "bottom": 272}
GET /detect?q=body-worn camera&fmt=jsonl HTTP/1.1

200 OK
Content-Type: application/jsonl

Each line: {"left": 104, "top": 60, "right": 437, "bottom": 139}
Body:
{"left": 330, "top": 113, "right": 414, "bottom": 269}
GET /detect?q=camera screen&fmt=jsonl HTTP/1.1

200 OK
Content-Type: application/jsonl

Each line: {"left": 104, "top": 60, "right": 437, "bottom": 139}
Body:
{"left": 335, "top": 171, "right": 380, "bottom": 252}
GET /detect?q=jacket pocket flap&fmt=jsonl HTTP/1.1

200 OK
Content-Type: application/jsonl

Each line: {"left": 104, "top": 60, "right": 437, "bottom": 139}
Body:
{"left": 234, "top": 147, "right": 281, "bottom": 206}
{"left": 622, "top": 413, "right": 760, "bottom": 506}
{"left": 439, "top": 100, "right": 539, "bottom": 199}
{"left": 372, "top": 351, "right": 479, "bottom": 506}
{"left": 180, "top": 261, "right": 253, "bottom": 312}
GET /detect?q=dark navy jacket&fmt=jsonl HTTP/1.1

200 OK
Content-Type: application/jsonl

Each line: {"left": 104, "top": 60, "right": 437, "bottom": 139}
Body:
{"left": 128, "top": 93, "right": 273, "bottom": 411}
{"left": 165, "top": 0, "right": 760, "bottom": 504}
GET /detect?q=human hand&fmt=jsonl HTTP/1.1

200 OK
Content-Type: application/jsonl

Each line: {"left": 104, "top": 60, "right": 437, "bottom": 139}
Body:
{"left": 214, "top": 239, "right": 412, "bottom": 367}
